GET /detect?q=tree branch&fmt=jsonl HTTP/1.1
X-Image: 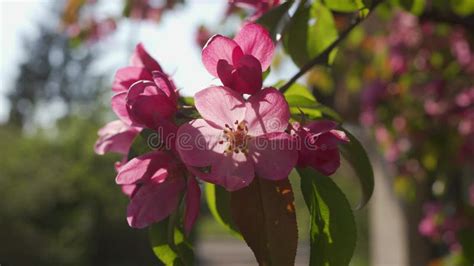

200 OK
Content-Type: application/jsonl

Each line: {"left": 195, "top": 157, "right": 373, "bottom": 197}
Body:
{"left": 280, "top": 1, "right": 383, "bottom": 92}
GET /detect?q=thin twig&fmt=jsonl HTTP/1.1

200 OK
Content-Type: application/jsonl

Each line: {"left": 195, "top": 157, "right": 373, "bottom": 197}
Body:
{"left": 280, "top": 1, "right": 384, "bottom": 92}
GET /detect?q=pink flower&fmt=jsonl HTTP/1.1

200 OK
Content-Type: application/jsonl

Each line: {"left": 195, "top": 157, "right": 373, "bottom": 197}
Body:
{"left": 125, "top": 73, "right": 178, "bottom": 129}
{"left": 389, "top": 49, "right": 407, "bottom": 75}
{"left": 112, "top": 72, "right": 178, "bottom": 133}
{"left": 292, "top": 120, "right": 349, "bottom": 176}
{"left": 94, "top": 120, "right": 140, "bottom": 156}
{"left": 176, "top": 86, "right": 297, "bottom": 191}
{"left": 116, "top": 151, "right": 200, "bottom": 231}
{"left": 111, "top": 43, "right": 178, "bottom": 129}
{"left": 202, "top": 23, "right": 275, "bottom": 95}
{"left": 112, "top": 43, "right": 163, "bottom": 94}
{"left": 97, "top": 43, "right": 181, "bottom": 197}
{"left": 419, "top": 216, "right": 437, "bottom": 237}
{"left": 94, "top": 120, "right": 141, "bottom": 197}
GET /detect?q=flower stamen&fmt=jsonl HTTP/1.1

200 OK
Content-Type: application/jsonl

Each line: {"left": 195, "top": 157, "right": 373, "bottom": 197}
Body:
{"left": 222, "top": 121, "right": 250, "bottom": 155}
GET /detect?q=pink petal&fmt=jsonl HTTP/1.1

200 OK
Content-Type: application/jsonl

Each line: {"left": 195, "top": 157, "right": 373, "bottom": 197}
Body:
{"left": 217, "top": 55, "right": 263, "bottom": 95}
{"left": 202, "top": 35, "right": 243, "bottom": 77}
{"left": 304, "top": 121, "right": 349, "bottom": 149}
{"left": 308, "top": 148, "right": 341, "bottom": 176}
{"left": 234, "top": 23, "right": 275, "bottom": 71}
{"left": 94, "top": 120, "right": 140, "bottom": 155}
{"left": 121, "top": 184, "right": 139, "bottom": 198}
{"left": 245, "top": 87, "right": 290, "bottom": 136}
{"left": 195, "top": 86, "right": 246, "bottom": 127}
{"left": 233, "top": 55, "right": 263, "bottom": 94}
{"left": 314, "top": 130, "right": 349, "bottom": 149}
{"left": 126, "top": 80, "right": 177, "bottom": 128}
{"left": 295, "top": 122, "right": 343, "bottom": 175}
{"left": 111, "top": 92, "right": 132, "bottom": 125}
{"left": 184, "top": 177, "right": 201, "bottom": 235}
{"left": 116, "top": 151, "right": 172, "bottom": 185}
{"left": 249, "top": 132, "right": 297, "bottom": 181}
{"left": 176, "top": 119, "right": 225, "bottom": 167}
{"left": 154, "top": 118, "right": 178, "bottom": 151}
{"left": 185, "top": 165, "right": 218, "bottom": 185}
{"left": 305, "top": 120, "right": 338, "bottom": 134}
{"left": 130, "top": 43, "right": 163, "bottom": 72}
{"left": 127, "top": 95, "right": 176, "bottom": 128}
{"left": 216, "top": 60, "right": 235, "bottom": 88}
{"left": 112, "top": 66, "right": 153, "bottom": 93}
{"left": 152, "top": 71, "right": 177, "bottom": 103}
{"left": 127, "top": 80, "right": 162, "bottom": 99}
{"left": 330, "top": 129, "right": 350, "bottom": 142}
{"left": 210, "top": 152, "right": 255, "bottom": 191}
{"left": 127, "top": 176, "right": 185, "bottom": 228}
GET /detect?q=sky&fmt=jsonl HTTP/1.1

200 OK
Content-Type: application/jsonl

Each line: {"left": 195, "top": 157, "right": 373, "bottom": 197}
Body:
{"left": 1, "top": 0, "right": 51, "bottom": 123}
{"left": 0, "top": 0, "right": 297, "bottom": 125}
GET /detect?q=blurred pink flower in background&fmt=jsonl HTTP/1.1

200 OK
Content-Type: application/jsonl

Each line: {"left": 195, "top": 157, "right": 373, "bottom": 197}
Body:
{"left": 230, "top": 0, "right": 280, "bottom": 20}
{"left": 195, "top": 25, "right": 213, "bottom": 48}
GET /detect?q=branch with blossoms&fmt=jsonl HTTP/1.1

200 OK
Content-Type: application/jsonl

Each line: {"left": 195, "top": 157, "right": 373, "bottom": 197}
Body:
{"left": 94, "top": 1, "right": 380, "bottom": 265}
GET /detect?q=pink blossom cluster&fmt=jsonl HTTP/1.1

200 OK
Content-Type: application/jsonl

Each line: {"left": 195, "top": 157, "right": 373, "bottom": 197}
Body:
{"left": 62, "top": 0, "right": 180, "bottom": 45}
{"left": 126, "top": 0, "right": 180, "bottom": 22}
{"left": 356, "top": 11, "right": 474, "bottom": 258}
{"left": 360, "top": 12, "right": 474, "bottom": 165}
{"left": 94, "top": 23, "right": 348, "bottom": 230}
{"left": 228, "top": 0, "right": 280, "bottom": 21}
{"left": 65, "top": 18, "right": 117, "bottom": 45}
{"left": 418, "top": 202, "right": 471, "bottom": 252}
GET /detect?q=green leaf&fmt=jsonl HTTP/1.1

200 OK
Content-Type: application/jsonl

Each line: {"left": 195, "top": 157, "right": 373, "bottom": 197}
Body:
{"left": 286, "top": 94, "right": 318, "bottom": 107}
{"left": 307, "top": 2, "right": 339, "bottom": 62}
{"left": 450, "top": 0, "right": 474, "bottom": 16}
{"left": 149, "top": 217, "right": 194, "bottom": 266}
{"left": 180, "top": 97, "right": 195, "bottom": 106}
{"left": 298, "top": 168, "right": 357, "bottom": 266}
{"left": 284, "top": 2, "right": 339, "bottom": 67}
{"left": 204, "top": 183, "right": 241, "bottom": 237}
{"left": 283, "top": 3, "right": 311, "bottom": 67}
{"left": 283, "top": 83, "right": 343, "bottom": 122}
{"left": 324, "top": 0, "right": 365, "bottom": 12}
{"left": 458, "top": 228, "right": 474, "bottom": 264}
{"left": 230, "top": 178, "right": 298, "bottom": 265}
{"left": 263, "top": 67, "right": 271, "bottom": 81}
{"left": 284, "top": 82, "right": 316, "bottom": 101}
{"left": 340, "top": 129, "right": 374, "bottom": 209}
{"left": 173, "top": 227, "right": 194, "bottom": 266}
{"left": 256, "top": 1, "right": 293, "bottom": 40}
{"left": 286, "top": 95, "right": 343, "bottom": 121}
{"left": 127, "top": 128, "right": 157, "bottom": 160}
{"left": 149, "top": 219, "right": 177, "bottom": 265}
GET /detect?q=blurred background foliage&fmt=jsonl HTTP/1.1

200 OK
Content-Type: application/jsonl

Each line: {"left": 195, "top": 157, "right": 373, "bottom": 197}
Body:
{"left": 0, "top": 0, "right": 472, "bottom": 265}
{"left": 0, "top": 117, "right": 158, "bottom": 265}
